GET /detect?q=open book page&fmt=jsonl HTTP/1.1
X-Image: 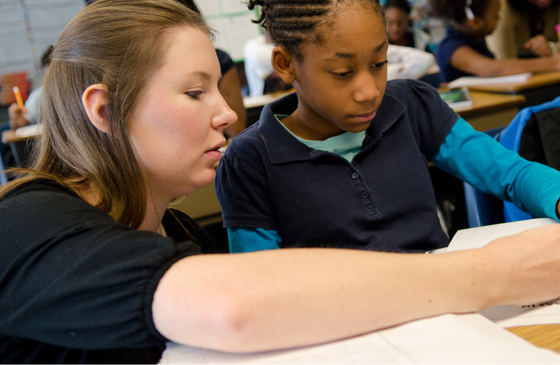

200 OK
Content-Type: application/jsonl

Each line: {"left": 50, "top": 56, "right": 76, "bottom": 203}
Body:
{"left": 448, "top": 218, "right": 560, "bottom": 327}
{"left": 447, "top": 72, "right": 532, "bottom": 89}
{"left": 159, "top": 313, "right": 560, "bottom": 364}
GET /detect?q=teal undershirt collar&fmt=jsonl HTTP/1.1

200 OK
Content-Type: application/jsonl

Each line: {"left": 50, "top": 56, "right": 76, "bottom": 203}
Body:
{"left": 275, "top": 114, "right": 367, "bottom": 163}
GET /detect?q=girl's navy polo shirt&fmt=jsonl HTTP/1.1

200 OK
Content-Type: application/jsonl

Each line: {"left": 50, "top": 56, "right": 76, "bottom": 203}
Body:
{"left": 216, "top": 79, "right": 458, "bottom": 253}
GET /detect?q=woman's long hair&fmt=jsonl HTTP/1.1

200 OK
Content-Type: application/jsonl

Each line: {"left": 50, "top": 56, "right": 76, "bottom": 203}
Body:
{"left": 0, "top": 0, "right": 212, "bottom": 229}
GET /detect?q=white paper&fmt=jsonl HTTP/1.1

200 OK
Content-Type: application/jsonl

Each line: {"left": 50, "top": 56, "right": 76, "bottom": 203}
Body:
{"left": 159, "top": 313, "right": 560, "bottom": 364}
{"left": 448, "top": 72, "right": 532, "bottom": 89}
{"left": 447, "top": 218, "right": 557, "bottom": 252}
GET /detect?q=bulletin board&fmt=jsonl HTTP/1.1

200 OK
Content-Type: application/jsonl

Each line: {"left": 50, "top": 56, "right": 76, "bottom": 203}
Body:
{"left": 194, "top": 0, "right": 262, "bottom": 62}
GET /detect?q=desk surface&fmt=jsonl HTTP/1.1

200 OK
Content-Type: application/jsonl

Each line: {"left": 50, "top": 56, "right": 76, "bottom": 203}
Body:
{"left": 508, "top": 325, "right": 560, "bottom": 354}
{"left": 452, "top": 89, "right": 526, "bottom": 118}
{"left": 465, "top": 71, "right": 560, "bottom": 93}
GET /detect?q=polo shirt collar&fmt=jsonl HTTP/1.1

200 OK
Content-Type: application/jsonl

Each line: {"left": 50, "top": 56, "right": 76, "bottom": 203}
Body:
{"left": 258, "top": 90, "right": 406, "bottom": 164}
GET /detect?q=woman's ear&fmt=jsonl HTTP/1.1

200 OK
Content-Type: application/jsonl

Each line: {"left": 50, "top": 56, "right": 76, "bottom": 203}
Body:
{"left": 271, "top": 46, "right": 297, "bottom": 84}
{"left": 82, "top": 84, "right": 112, "bottom": 135}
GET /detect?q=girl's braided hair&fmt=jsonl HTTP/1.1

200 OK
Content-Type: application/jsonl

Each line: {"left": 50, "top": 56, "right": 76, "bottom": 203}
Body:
{"left": 247, "top": 0, "right": 382, "bottom": 59}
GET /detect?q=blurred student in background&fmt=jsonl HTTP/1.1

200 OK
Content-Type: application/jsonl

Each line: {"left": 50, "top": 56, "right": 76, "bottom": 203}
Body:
{"left": 8, "top": 47, "right": 52, "bottom": 131}
{"left": 431, "top": 0, "right": 560, "bottom": 83}
{"left": 383, "top": 0, "right": 431, "bottom": 51}
{"left": 486, "top": 0, "right": 560, "bottom": 59}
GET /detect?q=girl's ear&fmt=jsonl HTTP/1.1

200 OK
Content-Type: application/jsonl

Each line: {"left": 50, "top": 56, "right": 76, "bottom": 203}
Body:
{"left": 469, "top": 16, "right": 484, "bottom": 31}
{"left": 82, "top": 84, "right": 112, "bottom": 135}
{"left": 271, "top": 46, "right": 297, "bottom": 84}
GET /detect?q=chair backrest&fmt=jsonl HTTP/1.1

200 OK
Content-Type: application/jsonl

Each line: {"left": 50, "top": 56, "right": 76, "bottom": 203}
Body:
{"left": 463, "top": 182, "right": 504, "bottom": 228}
{"left": 497, "top": 97, "right": 560, "bottom": 222}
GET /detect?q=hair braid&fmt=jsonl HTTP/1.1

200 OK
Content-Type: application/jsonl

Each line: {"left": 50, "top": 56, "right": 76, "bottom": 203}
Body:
{"left": 247, "top": 0, "right": 382, "bottom": 59}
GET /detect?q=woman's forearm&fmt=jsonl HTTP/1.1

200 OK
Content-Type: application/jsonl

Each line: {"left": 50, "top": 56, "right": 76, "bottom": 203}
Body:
{"left": 153, "top": 224, "right": 560, "bottom": 353}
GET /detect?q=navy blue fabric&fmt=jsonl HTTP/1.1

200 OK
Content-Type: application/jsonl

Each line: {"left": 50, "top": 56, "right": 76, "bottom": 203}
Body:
{"left": 436, "top": 26, "right": 495, "bottom": 83}
{"left": 215, "top": 79, "right": 458, "bottom": 253}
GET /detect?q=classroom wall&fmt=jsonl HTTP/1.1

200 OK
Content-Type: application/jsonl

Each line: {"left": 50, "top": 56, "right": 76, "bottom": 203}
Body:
{"left": 193, "top": 0, "right": 261, "bottom": 62}
{"left": 0, "top": 0, "right": 85, "bottom": 89}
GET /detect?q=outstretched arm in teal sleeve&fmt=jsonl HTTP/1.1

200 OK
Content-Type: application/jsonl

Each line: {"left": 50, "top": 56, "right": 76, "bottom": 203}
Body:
{"left": 432, "top": 118, "right": 560, "bottom": 221}
{"left": 228, "top": 227, "right": 282, "bottom": 253}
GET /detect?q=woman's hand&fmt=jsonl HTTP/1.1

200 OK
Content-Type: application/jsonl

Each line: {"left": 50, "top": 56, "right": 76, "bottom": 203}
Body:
{"left": 525, "top": 35, "right": 554, "bottom": 57}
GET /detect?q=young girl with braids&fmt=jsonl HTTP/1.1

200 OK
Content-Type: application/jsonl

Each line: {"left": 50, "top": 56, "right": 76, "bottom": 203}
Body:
{"left": 431, "top": 0, "right": 560, "bottom": 82}
{"left": 215, "top": 0, "right": 560, "bottom": 253}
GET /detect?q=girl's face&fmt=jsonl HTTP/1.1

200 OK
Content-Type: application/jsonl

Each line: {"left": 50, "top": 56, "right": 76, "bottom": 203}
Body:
{"left": 384, "top": 7, "right": 409, "bottom": 43}
{"left": 479, "top": 0, "right": 501, "bottom": 36}
{"left": 292, "top": 4, "right": 388, "bottom": 139}
{"left": 128, "top": 26, "right": 236, "bottom": 202}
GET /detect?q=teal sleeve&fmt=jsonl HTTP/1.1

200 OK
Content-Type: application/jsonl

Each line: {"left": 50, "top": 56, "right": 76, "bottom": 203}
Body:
{"left": 228, "top": 227, "right": 282, "bottom": 253}
{"left": 432, "top": 118, "right": 560, "bottom": 221}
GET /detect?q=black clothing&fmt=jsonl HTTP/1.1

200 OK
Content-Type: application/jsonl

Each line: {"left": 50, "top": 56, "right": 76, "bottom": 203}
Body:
{"left": 0, "top": 179, "right": 212, "bottom": 363}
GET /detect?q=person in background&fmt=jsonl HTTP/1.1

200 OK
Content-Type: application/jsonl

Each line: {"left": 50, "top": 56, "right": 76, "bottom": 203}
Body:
{"left": 174, "top": 0, "right": 247, "bottom": 137}
{"left": 4, "top": 1, "right": 560, "bottom": 363}
{"left": 383, "top": 0, "right": 431, "bottom": 51}
{"left": 387, "top": 44, "right": 438, "bottom": 80}
{"left": 431, "top": 0, "right": 560, "bottom": 83}
{"left": 486, "top": 0, "right": 560, "bottom": 59}
{"left": 244, "top": 30, "right": 276, "bottom": 97}
{"left": 8, "top": 47, "right": 53, "bottom": 130}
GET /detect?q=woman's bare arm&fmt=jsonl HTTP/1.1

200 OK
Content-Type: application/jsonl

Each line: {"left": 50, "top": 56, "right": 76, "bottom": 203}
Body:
{"left": 153, "top": 224, "right": 560, "bottom": 353}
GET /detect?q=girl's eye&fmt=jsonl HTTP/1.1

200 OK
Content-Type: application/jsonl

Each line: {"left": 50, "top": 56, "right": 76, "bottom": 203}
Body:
{"left": 186, "top": 91, "right": 203, "bottom": 99}
{"left": 371, "top": 60, "right": 389, "bottom": 69}
{"left": 333, "top": 71, "right": 352, "bottom": 77}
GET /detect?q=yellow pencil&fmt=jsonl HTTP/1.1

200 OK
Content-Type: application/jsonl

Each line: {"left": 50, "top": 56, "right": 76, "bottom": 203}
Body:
{"left": 13, "top": 86, "right": 27, "bottom": 113}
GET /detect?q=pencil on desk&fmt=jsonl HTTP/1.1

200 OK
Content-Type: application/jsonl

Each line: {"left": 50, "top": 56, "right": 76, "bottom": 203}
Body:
{"left": 556, "top": 24, "right": 560, "bottom": 40}
{"left": 13, "top": 86, "right": 27, "bottom": 114}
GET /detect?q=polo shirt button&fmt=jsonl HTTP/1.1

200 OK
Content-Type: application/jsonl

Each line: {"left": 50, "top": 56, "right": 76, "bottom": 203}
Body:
{"left": 361, "top": 191, "right": 369, "bottom": 198}
{"left": 352, "top": 172, "right": 359, "bottom": 179}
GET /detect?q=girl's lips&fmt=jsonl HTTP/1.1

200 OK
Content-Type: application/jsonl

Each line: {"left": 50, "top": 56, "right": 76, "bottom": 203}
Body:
{"left": 352, "top": 110, "right": 377, "bottom": 122}
{"left": 205, "top": 149, "right": 223, "bottom": 162}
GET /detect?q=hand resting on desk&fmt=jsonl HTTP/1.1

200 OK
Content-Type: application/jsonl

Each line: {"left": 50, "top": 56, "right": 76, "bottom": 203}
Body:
{"left": 152, "top": 224, "right": 560, "bottom": 354}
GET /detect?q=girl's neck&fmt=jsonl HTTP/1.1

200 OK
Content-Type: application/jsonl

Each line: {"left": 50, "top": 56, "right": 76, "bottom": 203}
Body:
{"left": 453, "top": 23, "right": 482, "bottom": 37}
{"left": 282, "top": 108, "right": 344, "bottom": 141}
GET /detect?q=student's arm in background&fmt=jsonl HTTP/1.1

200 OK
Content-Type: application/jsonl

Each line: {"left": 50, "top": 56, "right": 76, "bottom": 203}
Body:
{"left": 152, "top": 224, "right": 560, "bottom": 353}
{"left": 450, "top": 45, "right": 560, "bottom": 77}
{"left": 8, "top": 103, "right": 30, "bottom": 130}
{"left": 523, "top": 34, "right": 560, "bottom": 58}
{"left": 220, "top": 67, "right": 247, "bottom": 138}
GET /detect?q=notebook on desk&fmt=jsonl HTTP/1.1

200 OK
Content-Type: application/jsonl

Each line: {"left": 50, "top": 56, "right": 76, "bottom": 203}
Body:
{"left": 448, "top": 73, "right": 533, "bottom": 89}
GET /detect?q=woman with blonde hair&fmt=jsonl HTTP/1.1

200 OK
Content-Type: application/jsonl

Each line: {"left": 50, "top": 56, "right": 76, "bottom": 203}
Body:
{"left": 2, "top": 0, "right": 560, "bottom": 363}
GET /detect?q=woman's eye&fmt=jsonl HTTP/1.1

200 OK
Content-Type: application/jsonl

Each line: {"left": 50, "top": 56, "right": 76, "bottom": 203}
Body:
{"left": 371, "top": 60, "right": 389, "bottom": 69}
{"left": 186, "top": 91, "right": 203, "bottom": 99}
